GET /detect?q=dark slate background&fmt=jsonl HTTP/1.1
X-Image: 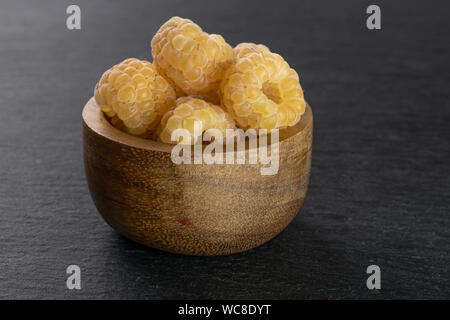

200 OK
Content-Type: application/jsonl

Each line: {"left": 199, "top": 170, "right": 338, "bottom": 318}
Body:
{"left": 0, "top": 0, "right": 449, "bottom": 299}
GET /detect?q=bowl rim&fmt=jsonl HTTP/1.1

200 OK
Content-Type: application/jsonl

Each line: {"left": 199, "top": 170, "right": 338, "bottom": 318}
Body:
{"left": 82, "top": 97, "right": 312, "bottom": 153}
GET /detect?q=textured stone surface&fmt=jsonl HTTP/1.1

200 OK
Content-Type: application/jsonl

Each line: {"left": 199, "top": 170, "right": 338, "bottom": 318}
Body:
{"left": 0, "top": 0, "right": 449, "bottom": 299}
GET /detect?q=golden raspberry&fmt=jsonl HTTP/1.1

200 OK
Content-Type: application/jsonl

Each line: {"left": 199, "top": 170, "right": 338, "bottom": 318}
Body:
{"left": 233, "top": 42, "right": 270, "bottom": 59}
{"left": 220, "top": 48, "right": 306, "bottom": 130}
{"left": 94, "top": 58, "right": 176, "bottom": 136}
{"left": 151, "top": 16, "right": 234, "bottom": 96}
{"left": 158, "top": 97, "right": 235, "bottom": 144}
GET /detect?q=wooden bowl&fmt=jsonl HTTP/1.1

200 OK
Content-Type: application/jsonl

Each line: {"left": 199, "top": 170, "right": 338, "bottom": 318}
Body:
{"left": 82, "top": 97, "right": 313, "bottom": 256}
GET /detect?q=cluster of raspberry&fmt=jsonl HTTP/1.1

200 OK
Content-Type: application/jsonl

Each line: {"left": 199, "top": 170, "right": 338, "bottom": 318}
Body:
{"left": 94, "top": 16, "right": 306, "bottom": 144}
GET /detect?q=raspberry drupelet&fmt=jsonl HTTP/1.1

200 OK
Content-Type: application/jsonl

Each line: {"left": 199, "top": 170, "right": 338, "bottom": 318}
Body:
{"left": 233, "top": 42, "right": 270, "bottom": 59}
{"left": 220, "top": 44, "right": 306, "bottom": 130}
{"left": 151, "top": 16, "right": 234, "bottom": 96}
{"left": 94, "top": 58, "right": 176, "bottom": 136}
{"left": 158, "top": 97, "right": 235, "bottom": 145}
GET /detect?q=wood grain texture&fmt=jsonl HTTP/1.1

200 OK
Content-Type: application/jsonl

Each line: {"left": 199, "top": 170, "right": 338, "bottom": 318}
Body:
{"left": 83, "top": 98, "right": 313, "bottom": 255}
